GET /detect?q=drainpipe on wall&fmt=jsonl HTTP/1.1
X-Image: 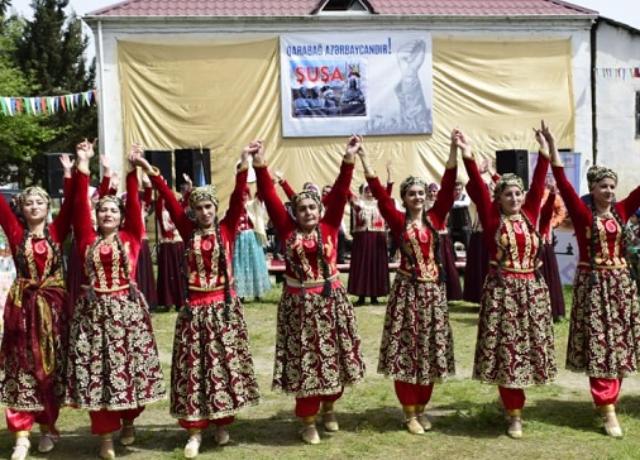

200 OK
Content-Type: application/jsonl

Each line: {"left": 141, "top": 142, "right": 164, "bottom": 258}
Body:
{"left": 97, "top": 20, "right": 106, "bottom": 176}
{"left": 590, "top": 18, "right": 598, "bottom": 164}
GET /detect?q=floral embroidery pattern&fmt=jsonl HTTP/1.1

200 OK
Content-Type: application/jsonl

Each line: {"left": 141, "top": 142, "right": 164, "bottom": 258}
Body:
{"left": 378, "top": 274, "right": 455, "bottom": 384}
{"left": 171, "top": 297, "right": 260, "bottom": 420}
{"left": 567, "top": 268, "right": 640, "bottom": 377}
{"left": 473, "top": 272, "right": 557, "bottom": 387}
{"left": 65, "top": 291, "right": 166, "bottom": 409}
{"left": 272, "top": 285, "right": 365, "bottom": 397}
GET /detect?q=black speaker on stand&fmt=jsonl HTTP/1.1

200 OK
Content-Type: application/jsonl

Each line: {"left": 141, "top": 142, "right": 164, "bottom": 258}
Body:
{"left": 144, "top": 150, "right": 173, "bottom": 189}
{"left": 496, "top": 149, "right": 529, "bottom": 190}
{"left": 174, "top": 148, "right": 211, "bottom": 190}
{"left": 43, "top": 152, "right": 72, "bottom": 198}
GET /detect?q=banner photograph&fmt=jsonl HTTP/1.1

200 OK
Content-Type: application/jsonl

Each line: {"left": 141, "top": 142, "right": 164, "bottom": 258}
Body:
{"left": 280, "top": 32, "right": 433, "bottom": 137}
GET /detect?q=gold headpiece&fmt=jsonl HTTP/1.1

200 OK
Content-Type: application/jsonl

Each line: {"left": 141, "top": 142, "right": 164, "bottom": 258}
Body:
{"left": 400, "top": 176, "right": 428, "bottom": 197}
{"left": 19, "top": 186, "right": 50, "bottom": 206}
{"left": 587, "top": 165, "right": 617, "bottom": 189}
{"left": 189, "top": 185, "right": 219, "bottom": 209}
{"left": 292, "top": 190, "right": 322, "bottom": 209}
{"left": 96, "top": 194, "right": 124, "bottom": 210}
{"left": 493, "top": 173, "right": 524, "bottom": 199}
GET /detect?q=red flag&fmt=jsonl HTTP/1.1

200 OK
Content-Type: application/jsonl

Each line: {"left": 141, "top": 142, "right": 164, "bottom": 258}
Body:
{"left": 60, "top": 96, "right": 66, "bottom": 112}
{"left": 40, "top": 97, "right": 47, "bottom": 114}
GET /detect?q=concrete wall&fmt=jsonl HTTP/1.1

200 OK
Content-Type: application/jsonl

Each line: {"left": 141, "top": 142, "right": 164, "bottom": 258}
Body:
{"left": 595, "top": 20, "right": 640, "bottom": 196}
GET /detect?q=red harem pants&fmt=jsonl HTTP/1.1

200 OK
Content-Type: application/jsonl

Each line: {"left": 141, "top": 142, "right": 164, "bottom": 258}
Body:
{"left": 590, "top": 378, "right": 622, "bottom": 406}
{"left": 179, "top": 417, "right": 235, "bottom": 431}
{"left": 6, "top": 407, "right": 60, "bottom": 433}
{"left": 394, "top": 381, "right": 434, "bottom": 406}
{"left": 295, "top": 389, "right": 344, "bottom": 418}
{"left": 89, "top": 408, "right": 145, "bottom": 435}
{"left": 499, "top": 387, "right": 525, "bottom": 411}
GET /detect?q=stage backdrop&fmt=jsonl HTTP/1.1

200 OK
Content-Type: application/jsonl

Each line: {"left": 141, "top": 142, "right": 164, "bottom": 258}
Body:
{"left": 118, "top": 36, "right": 574, "bottom": 209}
{"left": 279, "top": 32, "right": 433, "bottom": 137}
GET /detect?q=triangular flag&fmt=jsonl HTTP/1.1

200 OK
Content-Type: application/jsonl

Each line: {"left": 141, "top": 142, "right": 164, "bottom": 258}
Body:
{"left": 4, "top": 98, "right": 12, "bottom": 116}
{"left": 60, "top": 95, "right": 67, "bottom": 112}
{"left": 0, "top": 98, "right": 7, "bottom": 116}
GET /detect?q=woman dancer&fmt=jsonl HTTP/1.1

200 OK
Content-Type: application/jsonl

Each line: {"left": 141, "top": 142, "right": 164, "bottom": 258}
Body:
{"left": 461, "top": 125, "right": 556, "bottom": 439}
{"left": 135, "top": 145, "right": 259, "bottom": 458}
{"left": 549, "top": 130, "right": 640, "bottom": 438}
{"left": 358, "top": 132, "right": 457, "bottom": 434}
{"left": 154, "top": 183, "right": 186, "bottom": 311}
{"left": 254, "top": 137, "right": 365, "bottom": 445}
{"left": 65, "top": 142, "right": 165, "bottom": 460}
{"left": 233, "top": 185, "right": 271, "bottom": 301}
{"left": 347, "top": 166, "right": 392, "bottom": 305}
{"left": 0, "top": 154, "right": 75, "bottom": 460}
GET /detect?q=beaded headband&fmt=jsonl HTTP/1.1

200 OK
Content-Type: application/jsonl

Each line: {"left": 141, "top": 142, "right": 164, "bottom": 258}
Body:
{"left": 189, "top": 185, "right": 219, "bottom": 209}
{"left": 493, "top": 173, "right": 524, "bottom": 199}
{"left": 19, "top": 186, "right": 50, "bottom": 206}
{"left": 292, "top": 190, "right": 323, "bottom": 209}
{"left": 400, "top": 176, "right": 428, "bottom": 197}
{"left": 587, "top": 165, "right": 617, "bottom": 189}
{"left": 96, "top": 194, "right": 124, "bottom": 210}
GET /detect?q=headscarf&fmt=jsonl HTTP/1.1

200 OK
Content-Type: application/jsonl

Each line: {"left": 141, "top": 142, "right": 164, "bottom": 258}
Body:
{"left": 400, "top": 176, "right": 428, "bottom": 198}
{"left": 18, "top": 186, "right": 50, "bottom": 207}
{"left": 493, "top": 173, "right": 524, "bottom": 199}
{"left": 189, "top": 184, "right": 219, "bottom": 209}
{"left": 586, "top": 165, "right": 617, "bottom": 190}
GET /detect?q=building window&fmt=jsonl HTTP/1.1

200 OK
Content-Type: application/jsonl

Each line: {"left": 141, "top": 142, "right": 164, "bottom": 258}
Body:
{"left": 636, "top": 91, "right": 640, "bottom": 137}
{"left": 319, "top": 0, "right": 369, "bottom": 12}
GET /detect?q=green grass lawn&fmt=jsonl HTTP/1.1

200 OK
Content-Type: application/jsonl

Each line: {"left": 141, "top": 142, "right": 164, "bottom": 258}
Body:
{"left": 4, "top": 283, "right": 640, "bottom": 459}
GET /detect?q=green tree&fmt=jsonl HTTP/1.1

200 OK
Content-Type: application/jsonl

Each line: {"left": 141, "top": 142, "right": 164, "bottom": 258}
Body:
{"left": 15, "top": 0, "right": 96, "bottom": 168}
{"left": 0, "top": 17, "right": 58, "bottom": 186}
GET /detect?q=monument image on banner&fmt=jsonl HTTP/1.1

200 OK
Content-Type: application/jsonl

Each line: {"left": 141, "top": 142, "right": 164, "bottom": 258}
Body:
{"left": 280, "top": 32, "right": 432, "bottom": 137}
{"left": 291, "top": 60, "right": 366, "bottom": 118}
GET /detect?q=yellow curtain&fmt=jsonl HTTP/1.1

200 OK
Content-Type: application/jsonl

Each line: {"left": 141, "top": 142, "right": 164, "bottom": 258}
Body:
{"left": 118, "top": 36, "right": 574, "bottom": 205}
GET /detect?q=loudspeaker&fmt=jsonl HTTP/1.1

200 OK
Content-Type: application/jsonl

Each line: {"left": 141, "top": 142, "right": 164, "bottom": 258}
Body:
{"left": 144, "top": 150, "right": 173, "bottom": 189}
{"left": 496, "top": 149, "right": 529, "bottom": 190}
{"left": 174, "top": 148, "right": 211, "bottom": 190}
{"left": 43, "top": 153, "right": 72, "bottom": 198}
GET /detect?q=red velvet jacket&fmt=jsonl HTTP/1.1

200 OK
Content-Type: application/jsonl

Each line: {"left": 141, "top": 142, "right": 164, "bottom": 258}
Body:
{"left": 553, "top": 165, "right": 640, "bottom": 267}
{"left": 256, "top": 160, "right": 353, "bottom": 291}
{"left": 0, "top": 176, "right": 75, "bottom": 280}
{"left": 150, "top": 168, "right": 248, "bottom": 291}
{"left": 464, "top": 154, "right": 549, "bottom": 274}
{"left": 73, "top": 169, "right": 143, "bottom": 292}
{"left": 367, "top": 167, "right": 456, "bottom": 281}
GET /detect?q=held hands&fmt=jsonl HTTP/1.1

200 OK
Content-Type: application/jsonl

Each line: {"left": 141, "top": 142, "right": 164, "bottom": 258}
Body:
{"left": 533, "top": 120, "right": 550, "bottom": 154}
{"left": 247, "top": 140, "right": 266, "bottom": 167}
{"left": 128, "top": 143, "right": 150, "bottom": 171}
{"left": 451, "top": 129, "right": 471, "bottom": 159}
{"left": 345, "top": 135, "right": 363, "bottom": 160}
{"left": 75, "top": 138, "right": 96, "bottom": 162}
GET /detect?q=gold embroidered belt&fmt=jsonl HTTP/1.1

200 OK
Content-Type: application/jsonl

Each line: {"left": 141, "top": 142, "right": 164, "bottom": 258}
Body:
{"left": 82, "top": 284, "right": 131, "bottom": 294}
{"left": 489, "top": 261, "right": 536, "bottom": 274}
{"left": 396, "top": 268, "right": 437, "bottom": 283}
{"left": 284, "top": 274, "right": 339, "bottom": 288}
{"left": 578, "top": 262, "right": 627, "bottom": 270}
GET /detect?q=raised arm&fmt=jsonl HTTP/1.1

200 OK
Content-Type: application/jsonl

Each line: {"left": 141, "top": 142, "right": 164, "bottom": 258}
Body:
{"left": 543, "top": 123, "right": 590, "bottom": 227}
{"left": 121, "top": 145, "right": 144, "bottom": 241}
{"left": 616, "top": 185, "right": 640, "bottom": 222}
{"left": 0, "top": 193, "right": 24, "bottom": 250}
{"left": 134, "top": 158, "right": 194, "bottom": 240}
{"left": 456, "top": 130, "right": 493, "bottom": 230}
{"left": 523, "top": 121, "right": 552, "bottom": 222}
{"left": 539, "top": 190, "right": 556, "bottom": 237}
{"left": 277, "top": 175, "right": 296, "bottom": 200}
{"left": 322, "top": 136, "right": 360, "bottom": 228}
{"left": 50, "top": 154, "right": 76, "bottom": 242}
{"left": 252, "top": 141, "right": 295, "bottom": 237}
{"left": 220, "top": 149, "right": 250, "bottom": 233}
{"left": 358, "top": 140, "right": 405, "bottom": 237}
{"left": 429, "top": 166, "right": 458, "bottom": 229}
{"left": 72, "top": 140, "right": 97, "bottom": 244}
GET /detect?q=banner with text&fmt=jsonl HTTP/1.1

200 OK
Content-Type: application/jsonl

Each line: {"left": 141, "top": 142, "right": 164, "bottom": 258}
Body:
{"left": 280, "top": 32, "right": 432, "bottom": 137}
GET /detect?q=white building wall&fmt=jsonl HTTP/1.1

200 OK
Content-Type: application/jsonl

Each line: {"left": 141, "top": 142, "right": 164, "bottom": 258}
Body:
{"left": 595, "top": 21, "right": 640, "bottom": 197}
{"left": 88, "top": 17, "right": 594, "bottom": 186}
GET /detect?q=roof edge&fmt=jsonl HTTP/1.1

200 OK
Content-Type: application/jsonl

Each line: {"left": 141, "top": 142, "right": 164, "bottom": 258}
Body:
{"left": 597, "top": 16, "right": 640, "bottom": 35}
{"left": 83, "top": 13, "right": 598, "bottom": 24}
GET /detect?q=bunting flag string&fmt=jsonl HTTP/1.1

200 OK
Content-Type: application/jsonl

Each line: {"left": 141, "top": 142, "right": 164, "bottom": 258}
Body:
{"left": 595, "top": 67, "right": 640, "bottom": 79}
{"left": 0, "top": 89, "right": 97, "bottom": 116}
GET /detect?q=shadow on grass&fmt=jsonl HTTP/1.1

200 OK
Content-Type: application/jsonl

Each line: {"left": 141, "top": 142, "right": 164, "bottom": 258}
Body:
{"left": 448, "top": 302, "right": 480, "bottom": 314}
